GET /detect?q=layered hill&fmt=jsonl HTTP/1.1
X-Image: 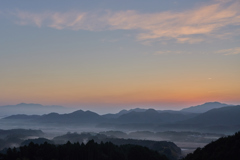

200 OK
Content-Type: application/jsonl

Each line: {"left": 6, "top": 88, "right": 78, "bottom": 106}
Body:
{"left": 1, "top": 103, "right": 240, "bottom": 134}
{"left": 180, "top": 102, "right": 229, "bottom": 113}
{"left": 181, "top": 105, "right": 240, "bottom": 126}
{"left": 3, "top": 110, "right": 105, "bottom": 125}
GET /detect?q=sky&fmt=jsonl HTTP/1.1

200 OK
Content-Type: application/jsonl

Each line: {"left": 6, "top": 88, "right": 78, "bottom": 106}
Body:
{"left": 0, "top": 0, "right": 240, "bottom": 114}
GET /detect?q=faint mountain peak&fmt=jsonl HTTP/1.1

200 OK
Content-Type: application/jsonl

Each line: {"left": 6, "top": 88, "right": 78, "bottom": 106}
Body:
{"left": 16, "top": 103, "right": 43, "bottom": 106}
{"left": 181, "top": 101, "right": 230, "bottom": 113}
{"left": 118, "top": 109, "right": 128, "bottom": 114}
{"left": 85, "top": 110, "right": 97, "bottom": 114}
{"left": 17, "top": 103, "right": 28, "bottom": 106}
{"left": 145, "top": 108, "right": 159, "bottom": 114}
{"left": 70, "top": 110, "right": 100, "bottom": 117}
{"left": 0, "top": 103, "right": 77, "bottom": 117}
{"left": 204, "top": 101, "right": 226, "bottom": 105}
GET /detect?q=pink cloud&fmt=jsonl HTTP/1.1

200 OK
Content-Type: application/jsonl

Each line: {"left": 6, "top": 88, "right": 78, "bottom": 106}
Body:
{"left": 10, "top": 0, "right": 240, "bottom": 43}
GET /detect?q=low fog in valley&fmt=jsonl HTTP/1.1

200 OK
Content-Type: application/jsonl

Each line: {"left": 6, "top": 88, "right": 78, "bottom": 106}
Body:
{"left": 1, "top": 102, "right": 239, "bottom": 159}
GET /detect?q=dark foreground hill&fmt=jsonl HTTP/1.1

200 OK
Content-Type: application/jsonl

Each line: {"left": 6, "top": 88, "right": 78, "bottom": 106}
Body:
{"left": 0, "top": 140, "right": 168, "bottom": 160}
{"left": 183, "top": 131, "right": 240, "bottom": 160}
{"left": 0, "top": 129, "right": 44, "bottom": 150}
{"left": 0, "top": 129, "right": 181, "bottom": 160}
{"left": 53, "top": 132, "right": 181, "bottom": 160}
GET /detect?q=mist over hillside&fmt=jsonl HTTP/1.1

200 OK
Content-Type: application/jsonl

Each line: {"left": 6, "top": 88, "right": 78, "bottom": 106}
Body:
{"left": 0, "top": 102, "right": 239, "bottom": 159}
{"left": 0, "top": 102, "right": 239, "bottom": 135}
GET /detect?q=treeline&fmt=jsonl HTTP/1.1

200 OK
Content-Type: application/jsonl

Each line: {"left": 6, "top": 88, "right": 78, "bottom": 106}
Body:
{"left": 183, "top": 131, "right": 240, "bottom": 160}
{"left": 0, "top": 140, "right": 168, "bottom": 160}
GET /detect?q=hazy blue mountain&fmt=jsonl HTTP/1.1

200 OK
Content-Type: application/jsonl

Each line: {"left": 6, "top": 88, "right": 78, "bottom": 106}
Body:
{"left": 180, "top": 102, "right": 229, "bottom": 113}
{"left": 102, "top": 109, "right": 129, "bottom": 119}
{"left": 2, "top": 110, "right": 107, "bottom": 125}
{"left": 3, "top": 115, "right": 40, "bottom": 120}
{"left": 0, "top": 103, "right": 77, "bottom": 118}
{"left": 116, "top": 109, "right": 162, "bottom": 123}
{"left": 115, "top": 109, "right": 197, "bottom": 124}
{"left": 39, "top": 110, "right": 105, "bottom": 124}
{"left": 129, "top": 108, "right": 148, "bottom": 112}
{"left": 103, "top": 108, "right": 198, "bottom": 119}
{"left": 2, "top": 108, "right": 197, "bottom": 126}
{"left": 103, "top": 108, "right": 156, "bottom": 119}
{"left": 2, "top": 104, "right": 240, "bottom": 134}
{"left": 181, "top": 105, "right": 240, "bottom": 126}
{"left": 151, "top": 106, "right": 240, "bottom": 134}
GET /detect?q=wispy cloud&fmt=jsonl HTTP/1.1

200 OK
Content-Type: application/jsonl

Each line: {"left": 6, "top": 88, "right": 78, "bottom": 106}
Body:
{"left": 14, "top": 11, "right": 88, "bottom": 30}
{"left": 154, "top": 47, "right": 240, "bottom": 56}
{"left": 216, "top": 47, "right": 240, "bottom": 55}
{"left": 154, "top": 50, "right": 191, "bottom": 55}
{"left": 106, "top": 0, "right": 240, "bottom": 42}
{"left": 7, "top": 0, "right": 240, "bottom": 43}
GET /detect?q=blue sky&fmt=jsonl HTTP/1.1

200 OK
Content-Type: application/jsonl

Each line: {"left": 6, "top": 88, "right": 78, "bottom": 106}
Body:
{"left": 0, "top": 0, "right": 240, "bottom": 113}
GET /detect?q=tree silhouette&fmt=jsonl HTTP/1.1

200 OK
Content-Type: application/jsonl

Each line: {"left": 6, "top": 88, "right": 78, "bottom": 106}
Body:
{"left": 0, "top": 140, "right": 169, "bottom": 160}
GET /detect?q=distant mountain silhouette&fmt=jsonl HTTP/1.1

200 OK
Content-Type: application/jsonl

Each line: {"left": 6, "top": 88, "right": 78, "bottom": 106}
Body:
{"left": 116, "top": 109, "right": 162, "bottom": 123}
{"left": 103, "top": 108, "right": 151, "bottom": 119}
{"left": 103, "top": 107, "right": 199, "bottom": 119}
{"left": 2, "top": 110, "right": 106, "bottom": 125}
{"left": 3, "top": 108, "right": 197, "bottom": 125}
{"left": 181, "top": 105, "right": 240, "bottom": 126}
{"left": 1, "top": 108, "right": 197, "bottom": 125}
{"left": 180, "top": 102, "right": 229, "bottom": 113}
{"left": 1, "top": 104, "right": 240, "bottom": 134}
{"left": 102, "top": 109, "right": 129, "bottom": 119}
{"left": 0, "top": 103, "right": 76, "bottom": 117}
{"left": 115, "top": 109, "right": 197, "bottom": 124}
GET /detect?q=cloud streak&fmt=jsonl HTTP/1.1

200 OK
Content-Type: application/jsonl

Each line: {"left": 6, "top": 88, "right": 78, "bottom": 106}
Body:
{"left": 14, "top": 11, "right": 87, "bottom": 30}
{"left": 9, "top": 0, "right": 240, "bottom": 43}
{"left": 216, "top": 47, "right": 240, "bottom": 55}
{"left": 154, "top": 50, "right": 191, "bottom": 55}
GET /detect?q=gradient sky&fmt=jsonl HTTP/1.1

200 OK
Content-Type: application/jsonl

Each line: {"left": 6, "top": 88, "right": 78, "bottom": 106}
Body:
{"left": 1, "top": 0, "right": 240, "bottom": 113}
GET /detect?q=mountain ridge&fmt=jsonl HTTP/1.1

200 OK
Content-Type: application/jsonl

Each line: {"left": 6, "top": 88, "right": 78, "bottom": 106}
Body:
{"left": 180, "top": 102, "right": 230, "bottom": 113}
{"left": 0, "top": 103, "right": 77, "bottom": 118}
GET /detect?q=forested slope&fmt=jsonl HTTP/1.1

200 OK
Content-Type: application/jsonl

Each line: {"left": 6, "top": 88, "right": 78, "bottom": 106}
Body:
{"left": 183, "top": 131, "right": 240, "bottom": 160}
{"left": 0, "top": 140, "right": 168, "bottom": 160}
